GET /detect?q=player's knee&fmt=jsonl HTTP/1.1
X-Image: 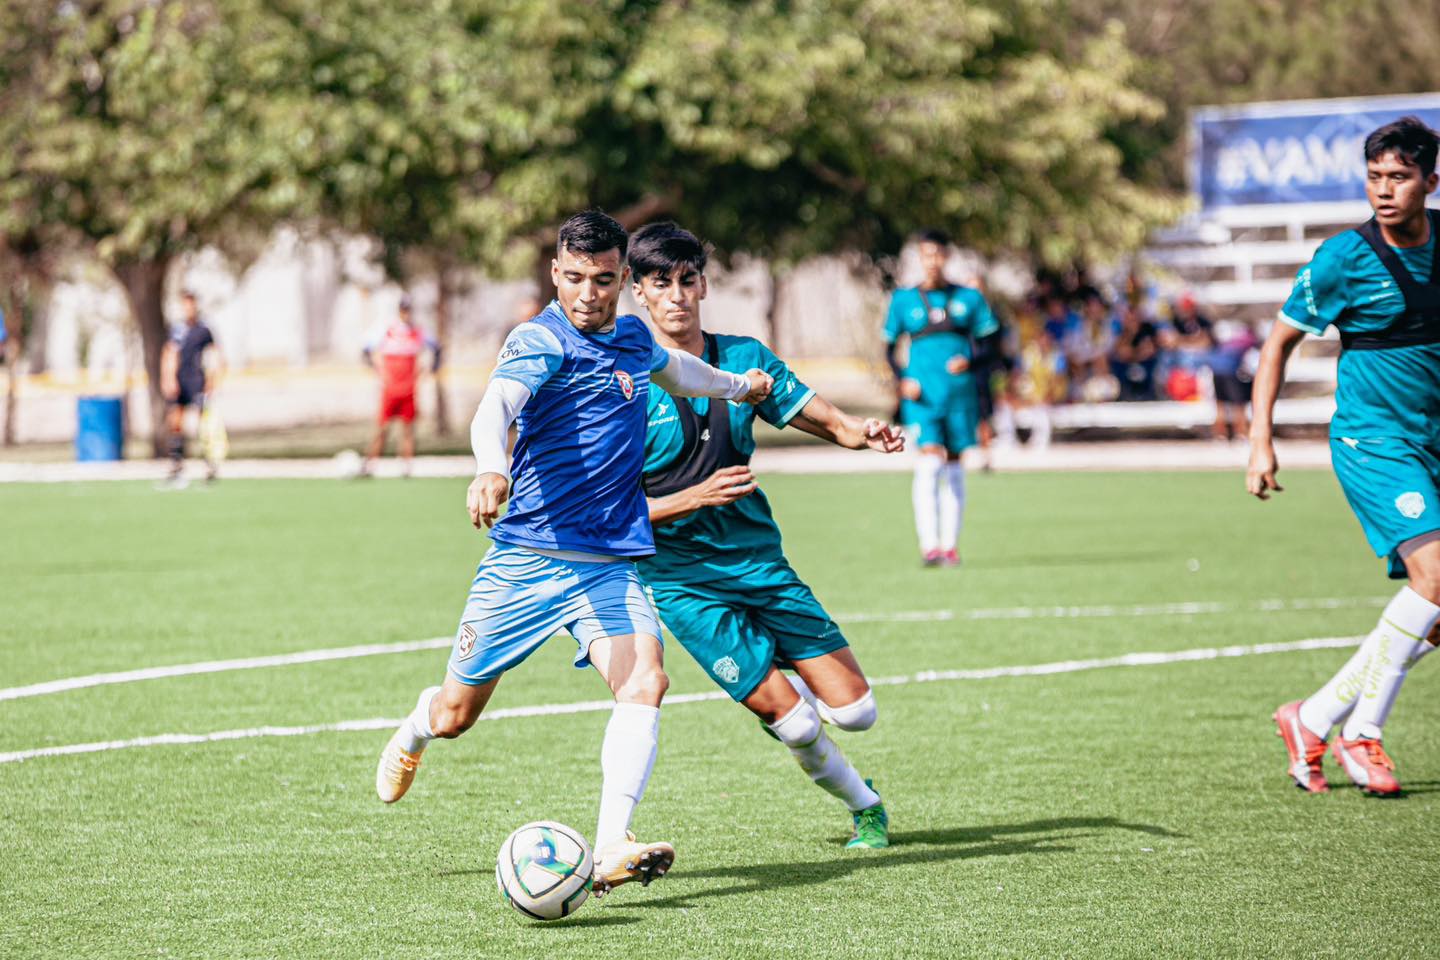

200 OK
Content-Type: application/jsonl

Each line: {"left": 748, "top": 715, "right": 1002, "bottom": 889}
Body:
{"left": 616, "top": 664, "right": 668, "bottom": 706}
{"left": 768, "top": 699, "right": 823, "bottom": 748}
{"left": 824, "top": 690, "right": 877, "bottom": 732}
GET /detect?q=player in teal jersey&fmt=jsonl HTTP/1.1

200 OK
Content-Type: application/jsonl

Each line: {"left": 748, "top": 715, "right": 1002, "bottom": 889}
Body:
{"left": 1250, "top": 117, "right": 1440, "bottom": 796}
{"left": 883, "top": 229, "right": 1000, "bottom": 566}
{"left": 629, "top": 222, "right": 905, "bottom": 848}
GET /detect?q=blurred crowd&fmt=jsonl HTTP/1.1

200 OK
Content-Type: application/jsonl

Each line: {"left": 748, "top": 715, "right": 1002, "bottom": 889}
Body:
{"left": 979, "top": 272, "right": 1261, "bottom": 447}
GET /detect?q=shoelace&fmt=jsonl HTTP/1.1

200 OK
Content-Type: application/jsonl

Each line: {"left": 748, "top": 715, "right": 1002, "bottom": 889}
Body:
{"left": 1360, "top": 740, "right": 1395, "bottom": 770}
{"left": 385, "top": 748, "right": 420, "bottom": 777}
{"left": 1303, "top": 741, "right": 1326, "bottom": 766}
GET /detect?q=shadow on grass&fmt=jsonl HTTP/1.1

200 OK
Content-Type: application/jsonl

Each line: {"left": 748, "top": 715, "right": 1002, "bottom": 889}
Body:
{"left": 610, "top": 816, "right": 1182, "bottom": 911}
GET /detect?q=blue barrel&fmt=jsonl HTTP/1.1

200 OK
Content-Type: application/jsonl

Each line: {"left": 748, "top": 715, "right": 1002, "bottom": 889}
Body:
{"left": 75, "top": 396, "right": 124, "bottom": 462}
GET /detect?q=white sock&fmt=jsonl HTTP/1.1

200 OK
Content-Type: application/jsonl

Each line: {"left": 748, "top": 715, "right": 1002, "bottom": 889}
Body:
{"left": 595, "top": 703, "right": 660, "bottom": 851}
{"left": 768, "top": 700, "right": 879, "bottom": 812}
{"left": 396, "top": 685, "right": 441, "bottom": 754}
{"left": 822, "top": 690, "right": 877, "bottom": 732}
{"left": 1298, "top": 637, "right": 1374, "bottom": 739}
{"left": 911, "top": 455, "right": 943, "bottom": 554}
{"left": 785, "top": 673, "right": 825, "bottom": 718}
{"left": 1340, "top": 588, "right": 1440, "bottom": 741}
{"left": 1406, "top": 637, "right": 1437, "bottom": 669}
{"left": 938, "top": 462, "right": 965, "bottom": 551}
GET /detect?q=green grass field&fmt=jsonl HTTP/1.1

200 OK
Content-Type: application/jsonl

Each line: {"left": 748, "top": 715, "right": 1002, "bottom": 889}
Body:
{"left": 3, "top": 469, "right": 1438, "bottom": 959}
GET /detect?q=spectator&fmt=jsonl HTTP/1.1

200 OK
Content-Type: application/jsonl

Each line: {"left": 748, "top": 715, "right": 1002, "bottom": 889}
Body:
{"left": 1208, "top": 319, "right": 1259, "bottom": 441}
{"left": 1159, "top": 292, "right": 1216, "bottom": 401}
{"left": 1064, "top": 292, "right": 1118, "bottom": 402}
{"left": 362, "top": 294, "right": 441, "bottom": 477}
{"left": 1041, "top": 294, "right": 1079, "bottom": 345}
{"left": 1012, "top": 321, "right": 1067, "bottom": 448}
{"left": 1109, "top": 303, "right": 1161, "bottom": 401}
{"left": 159, "top": 290, "right": 225, "bottom": 485}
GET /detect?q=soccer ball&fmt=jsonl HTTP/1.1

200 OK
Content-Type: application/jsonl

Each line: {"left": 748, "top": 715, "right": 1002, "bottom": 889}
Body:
{"left": 332, "top": 448, "right": 364, "bottom": 479}
{"left": 495, "top": 821, "right": 593, "bottom": 921}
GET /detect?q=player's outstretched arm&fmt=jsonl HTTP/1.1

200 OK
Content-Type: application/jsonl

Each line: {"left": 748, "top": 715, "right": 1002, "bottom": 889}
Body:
{"left": 467, "top": 377, "right": 531, "bottom": 528}
{"left": 647, "top": 465, "right": 757, "bottom": 526}
{"left": 652, "top": 348, "right": 773, "bottom": 404}
{"left": 789, "top": 393, "right": 905, "bottom": 453}
{"left": 1246, "top": 320, "right": 1307, "bottom": 501}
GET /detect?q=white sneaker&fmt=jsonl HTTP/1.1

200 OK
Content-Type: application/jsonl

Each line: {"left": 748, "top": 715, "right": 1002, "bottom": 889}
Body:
{"left": 591, "top": 831, "right": 674, "bottom": 897}
{"left": 375, "top": 729, "right": 423, "bottom": 803}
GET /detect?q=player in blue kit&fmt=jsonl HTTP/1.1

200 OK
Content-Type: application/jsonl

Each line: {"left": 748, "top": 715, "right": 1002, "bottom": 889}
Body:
{"left": 1250, "top": 117, "right": 1440, "bottom": 796}
{"left": 375, "top": 212, "right": 775, "bottom": 895}
{"left": 883, "top": 230, "right": 999, "bottom": 566}
{"left": 629, "top": 222, "right": 905, "bottom": 849}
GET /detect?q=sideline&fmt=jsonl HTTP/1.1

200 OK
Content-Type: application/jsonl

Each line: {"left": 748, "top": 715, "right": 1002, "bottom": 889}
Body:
{"left": 0, "top": 596, "right": 1386, "bottom": 703}
{"left": 0, "top": 635, "right": 1363, "bottom": 765}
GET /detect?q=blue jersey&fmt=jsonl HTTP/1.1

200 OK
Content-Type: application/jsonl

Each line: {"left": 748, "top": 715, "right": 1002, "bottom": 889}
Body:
{"left": 490, "top": 302, "right": 671, "bottom": 557}
{"left": 1282, "top": 228, "right": 1440, "bottom": 447}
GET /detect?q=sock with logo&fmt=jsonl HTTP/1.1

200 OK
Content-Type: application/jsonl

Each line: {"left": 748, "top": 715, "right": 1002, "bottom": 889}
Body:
{"left": 595, "top": 703, "right": 660, "bottom": 851}
{"left": 1339, "top": 588, "right": 1440, "bottom": 741}
{"left": 912, "top": 454, "right": 943, "bottom": 555}
{"left": 767, "top": 699, "right": 879, "bottom": 812}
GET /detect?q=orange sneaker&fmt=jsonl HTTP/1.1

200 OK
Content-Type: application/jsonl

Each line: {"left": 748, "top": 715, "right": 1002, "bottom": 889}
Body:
{"left": 1273, "top": 700, "right": 1329, "bottom": 793}
{"left": 1330, "top": 736, "right": 1401, "bottom": 796}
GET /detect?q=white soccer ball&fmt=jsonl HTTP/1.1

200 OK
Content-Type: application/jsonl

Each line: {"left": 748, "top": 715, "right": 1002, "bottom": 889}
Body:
{"left": 495, "top": 821, "right": 593, "bottom": 921}
{"left": 332, "top": 448, "right": 364, "bottom": 479}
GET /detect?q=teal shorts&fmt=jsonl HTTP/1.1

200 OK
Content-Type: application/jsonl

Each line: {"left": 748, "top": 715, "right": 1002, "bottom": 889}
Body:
{"left": 649, "top": 560, "right": 848, "bottom": 701}
{"left": 902, "top": 388, "right": 979, "bottom": 455}
{"left": 1331, "top": 437, "right": 1440, "bottom": 579}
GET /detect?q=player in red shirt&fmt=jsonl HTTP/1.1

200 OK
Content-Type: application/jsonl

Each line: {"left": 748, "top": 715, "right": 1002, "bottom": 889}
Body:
{"left": 363, "top": 294, "right": 441, "bottom": 477}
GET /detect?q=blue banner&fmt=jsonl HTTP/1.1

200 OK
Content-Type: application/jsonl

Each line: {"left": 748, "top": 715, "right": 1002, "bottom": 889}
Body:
{"left": 1193, "top": 95, "right": 1440, "bottom": 209}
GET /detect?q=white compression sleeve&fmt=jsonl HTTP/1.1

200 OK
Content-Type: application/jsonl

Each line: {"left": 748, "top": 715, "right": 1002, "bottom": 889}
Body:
{"left": 470, "top": 377, "right": 532, "bottom": 480}
{"left": 652, "top": 348, "right": 750, "bottom": 400}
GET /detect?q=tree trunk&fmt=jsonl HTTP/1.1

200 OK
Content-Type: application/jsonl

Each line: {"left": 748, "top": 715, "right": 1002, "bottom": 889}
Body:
{"left": 534, "top": 235, "right": 556, "bottom": 304}
{"left": 764, "top": 263, "right": 783, "bottom": 352}
{"left": 114, "top": 256, "right": 171, "bottom": 457}
{"left": 433, "top": 267, "right": 452, "bottom": 436}
{"left": 2, "top": 294, "right": 18, "bottom": 447}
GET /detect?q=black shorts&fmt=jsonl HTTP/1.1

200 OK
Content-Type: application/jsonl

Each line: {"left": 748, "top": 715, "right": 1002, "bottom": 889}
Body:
{"left": 172, "top": 383, "right": 205, "bottom": 409}
{"left": 1212, "top": 372, "right": 1251, "bottom": 406}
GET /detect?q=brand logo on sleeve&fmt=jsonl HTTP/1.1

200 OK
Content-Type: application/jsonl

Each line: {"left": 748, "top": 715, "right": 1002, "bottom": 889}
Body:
{"left": 616, "top": 370, "right": 634, "bottom": 400}
{"left": 1395, "top": 492, "right": 1427, "bottom": 520}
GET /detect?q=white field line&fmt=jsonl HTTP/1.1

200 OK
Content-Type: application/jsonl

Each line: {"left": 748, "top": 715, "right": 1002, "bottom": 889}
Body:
{"left": 0, "top": 635, "right": 1363, "bottom": 765}
{"left": 0, "top": 595, "right": 1386, "bottom": 704}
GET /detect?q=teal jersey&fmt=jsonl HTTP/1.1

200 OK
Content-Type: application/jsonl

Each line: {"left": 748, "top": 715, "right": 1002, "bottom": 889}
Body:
{"left": 638, "top": 334, "right": 815, "bottom": 585}
{"left": 1282, "top": 229, "right": 1440, "bottom": 446}
{"left": 883, "top": 285, "right": 999, "bottom": 404}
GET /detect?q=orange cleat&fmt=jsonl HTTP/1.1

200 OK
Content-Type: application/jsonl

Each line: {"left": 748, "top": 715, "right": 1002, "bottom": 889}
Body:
{"left": 1330, "top": 737, "right": 1401, "bottom": 796}
{"left": 1273, "top": 700, "right": 1329, "bottom": 793}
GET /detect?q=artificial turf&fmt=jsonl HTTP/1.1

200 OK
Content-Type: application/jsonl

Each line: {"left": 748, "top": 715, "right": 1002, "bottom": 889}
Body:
{"left": 1, "top": 469, "right": 1436, "bottom": 959}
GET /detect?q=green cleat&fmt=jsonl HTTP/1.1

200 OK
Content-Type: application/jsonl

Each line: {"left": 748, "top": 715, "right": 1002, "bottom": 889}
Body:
{"left": 846, "top": 779, "right": 889, "bottom": 849}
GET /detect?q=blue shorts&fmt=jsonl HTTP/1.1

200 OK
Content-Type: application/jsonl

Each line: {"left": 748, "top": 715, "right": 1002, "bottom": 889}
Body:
{"left": 649, "top": 559, "right": 848, "bottom": 701}
{"left": 447, "top": 544, "right": 662, "bottom": 685}
{"left": 1331, "top": 437, "right": 1440, "bottom": 579}
{"left": 902, "top": 393, "right": 979, "bottom": 455}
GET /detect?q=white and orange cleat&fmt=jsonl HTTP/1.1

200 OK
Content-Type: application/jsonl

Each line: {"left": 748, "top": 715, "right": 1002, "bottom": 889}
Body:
{"left": 375, "top": 730, "right": 424, "bottom": 803}
{"left": 590, "top": 832, "right": 675, "bottom": 898}
{"left": 1330, "top": 737, "right": 1401, "bottom": 796}
{"left": 1273, "top": 700, "right": 1329, "bottom": 794}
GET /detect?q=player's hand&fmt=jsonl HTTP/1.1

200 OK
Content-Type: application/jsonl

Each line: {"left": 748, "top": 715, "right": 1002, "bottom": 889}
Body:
{"left": 739, "top": 369, "right": 774, "bottom": 405}
{"left": 861, "top": 418, "right": 905, "bottom": 454}
{"left": 946, "top": 355, "right": 970, "bottom": 374}
{"left": 1246, "top": 440, "right": 1283, "bottom": 501}
{"left": 468, "top": 472, "right": 510, "bottom": 528}
{"left": 689, "top": 465, "right": 757, "bottom": 508}
{"left": 899, "top": 378, "right": 922, "bottom": 401}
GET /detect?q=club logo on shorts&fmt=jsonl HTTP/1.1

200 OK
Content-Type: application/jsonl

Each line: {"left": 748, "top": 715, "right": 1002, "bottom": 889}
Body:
{"left": 712, "top": 656, "right": 741, "bottom": 684}
{"left": 616, "top": 370, "right": 634, "bottom": 400}
{"left": 1395, "top": 491, "right": 1427, "bottom": 520}
{"left": 457, "top": 623, "right": 477, "bottom": 659}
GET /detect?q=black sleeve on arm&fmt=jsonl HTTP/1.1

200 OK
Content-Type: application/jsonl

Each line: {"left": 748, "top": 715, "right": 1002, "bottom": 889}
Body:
{"left": 885, "top": 341, "right": 903, "bottom": 380}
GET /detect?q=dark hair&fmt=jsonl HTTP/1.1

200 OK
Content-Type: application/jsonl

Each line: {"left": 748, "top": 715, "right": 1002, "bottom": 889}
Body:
{"left": 1364, "top": 116, "right": 1440, "bottom": 178}
{"left": 915, "top": 228, "right": 951, "bottom": 248}
{"left": 628, "top": 221, "right": 710, "bottom": 279}
{"left": 556, "top": 210, "right": 628, "bottom": 260}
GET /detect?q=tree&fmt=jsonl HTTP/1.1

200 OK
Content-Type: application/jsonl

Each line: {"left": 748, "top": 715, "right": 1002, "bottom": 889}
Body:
{"left": 0, "top": 0, "right": 317, "bottom": 453}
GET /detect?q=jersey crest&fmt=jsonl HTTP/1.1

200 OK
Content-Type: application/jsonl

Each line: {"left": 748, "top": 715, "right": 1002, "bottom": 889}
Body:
{"left": 616, "top": 370, "right": 634, "bottom": 400}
